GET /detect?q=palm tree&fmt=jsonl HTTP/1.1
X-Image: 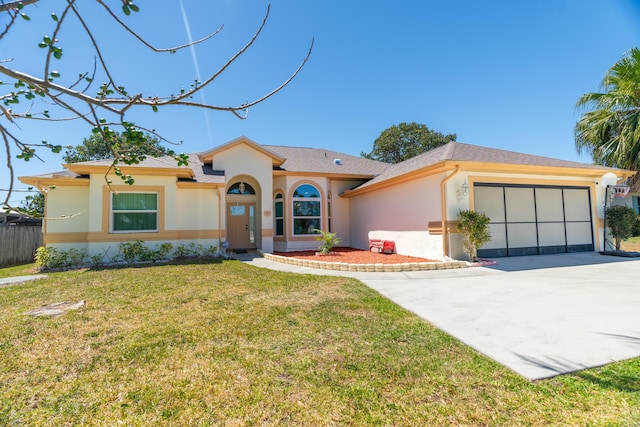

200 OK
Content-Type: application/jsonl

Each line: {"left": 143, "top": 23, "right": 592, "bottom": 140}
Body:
{"left": 575, "top": 48, "right": 640, "bottom": 187}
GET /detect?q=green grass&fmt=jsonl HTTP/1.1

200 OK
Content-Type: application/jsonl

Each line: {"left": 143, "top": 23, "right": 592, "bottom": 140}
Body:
{"left": 1, "top": 260, "right": 639, "bottom": 425}
{"left": 621, "top": 235, "right": 640, "bottom": 252}
{"left": 0, "top": 262, "right": 39, "bottom": 279}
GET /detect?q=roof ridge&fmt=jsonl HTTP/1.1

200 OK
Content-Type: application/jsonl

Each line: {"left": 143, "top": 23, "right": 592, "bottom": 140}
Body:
{"left": 445, "top": 141, "right": 458, "bottom": 160}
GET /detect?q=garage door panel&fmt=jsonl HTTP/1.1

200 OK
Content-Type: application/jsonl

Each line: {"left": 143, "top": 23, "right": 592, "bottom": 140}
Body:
{"left": 538, "top": 222, "right": 566, "bottom": 246}
{"left": 536, "top": 188, "right": 564, "bottom": 222}
{"left": 507, "top": 223, "right": 537, "bottom": 248}
{"left": 482, "top": 223, "right": 507, "bottom": 249}
{"left": 474, "top": 186, "right": 505, "bottom": 222}
{"left": 505, "top": 187, "right": 536, "bottom": 222}
{"left": 564, "top": 189, "right": 591, "bottom": 222}
{"left": 566, "top": 222, "right": 593, "bottom": 245}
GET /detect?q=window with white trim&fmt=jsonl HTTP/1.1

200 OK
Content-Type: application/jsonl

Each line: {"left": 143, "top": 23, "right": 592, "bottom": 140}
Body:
{"left": 111, "top": 193, "right": 158, "bottom": 232}
{"left": 292, "top": 184, "right": 321, "bottom": 235}
{"left": 274, "top": 192, "right": 284, "bottom": 237}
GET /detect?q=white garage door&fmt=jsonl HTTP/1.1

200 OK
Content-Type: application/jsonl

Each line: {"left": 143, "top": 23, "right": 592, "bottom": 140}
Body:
{"left": 474, "top": 184, "right": 594, "bottom": 257}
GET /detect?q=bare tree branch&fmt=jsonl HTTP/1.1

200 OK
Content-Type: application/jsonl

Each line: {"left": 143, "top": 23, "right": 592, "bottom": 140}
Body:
{"left": 0, "top": 0, "right": 39, "bottom": 13}
{"left": 0, "top": 1, "right": 312, "bottom": 210}
{"left": 95, "top": 0, "right": 224, "bottom": 53}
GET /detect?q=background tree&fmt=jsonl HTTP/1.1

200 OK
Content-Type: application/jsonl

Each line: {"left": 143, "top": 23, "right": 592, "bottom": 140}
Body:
{"left": 575, "top": 48, "right": 640, "bottom": 189}
{"left": 63, "top": 130, "right": 169, "bottom": 163}
{"left": 1, "top": 1, "right": 312, "bottom": 206}
{"left": 18, "top": 191, "right": 45, "bottom": 218}
{"left": 361, "top": 122, "right": 456, "bottom": 164}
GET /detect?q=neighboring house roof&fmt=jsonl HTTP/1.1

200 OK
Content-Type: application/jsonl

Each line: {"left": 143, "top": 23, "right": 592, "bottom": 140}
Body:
{"left": 0, "top": 210, "right": 42, "bottom": 226}
{"left": 345, "top": 141, "right": 635, "bottom": 195}
{"left": 266, "top": 145, "right": 389, "bottom": 177}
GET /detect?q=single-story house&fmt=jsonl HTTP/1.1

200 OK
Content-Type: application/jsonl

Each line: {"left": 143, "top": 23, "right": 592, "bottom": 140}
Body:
{"left": 19, "top": 136, "right": 636, "bottom": 261}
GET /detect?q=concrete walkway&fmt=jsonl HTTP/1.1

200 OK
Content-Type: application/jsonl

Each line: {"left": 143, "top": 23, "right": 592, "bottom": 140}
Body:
{"left": 0, "top": 275, "right": 46, "bottom": 288}
{"left": 239, "top": 252, "right": 640, "bottom": 380}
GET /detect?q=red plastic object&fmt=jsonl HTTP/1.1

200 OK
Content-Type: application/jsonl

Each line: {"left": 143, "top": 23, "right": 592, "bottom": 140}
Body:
{"left": 369, "top": 239, "right": 395, "bottom": 254}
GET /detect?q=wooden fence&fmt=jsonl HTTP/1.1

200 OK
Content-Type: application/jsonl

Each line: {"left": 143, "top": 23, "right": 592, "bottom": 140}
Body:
{"left": 0, "top": 227, "right": 43, "bottom": 267}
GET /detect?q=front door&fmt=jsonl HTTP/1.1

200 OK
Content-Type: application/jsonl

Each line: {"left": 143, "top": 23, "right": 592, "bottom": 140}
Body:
{"left": 227, "top": 203, "right": 256, "bottom": 250}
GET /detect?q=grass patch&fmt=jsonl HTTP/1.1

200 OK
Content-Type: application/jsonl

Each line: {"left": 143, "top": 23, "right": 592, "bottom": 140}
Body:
{"left": 0, "top": 260, "right": 639, "bottom": 425}
{"left": 0, "top": 263, "right": 38, "bottom": 279}
{"left": 621, "top": 235, "right": 640, "bottom": 252}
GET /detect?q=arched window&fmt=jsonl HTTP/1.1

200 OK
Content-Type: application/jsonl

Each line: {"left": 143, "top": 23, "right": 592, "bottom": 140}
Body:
{"left": 274, "top": 192, "right": 284, "bottom": 237}
{"left": 292, "top": 184, "right": 321, "bottom": 235}
{"left": 227, "top": 182, "right": 255, "bottom": 195}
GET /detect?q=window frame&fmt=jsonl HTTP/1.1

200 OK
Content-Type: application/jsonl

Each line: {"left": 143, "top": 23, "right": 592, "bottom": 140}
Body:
{"left": 110, "top": 192, "right": 159, "bottom": 233}
{"left": 327, "top": 192, "right": 333, "bottom": 233}
{"left": 292, "top": 184, "right": 322, "bottom": 236}
{"left": 274, "top": 192, "right": 284, "bottom": 237}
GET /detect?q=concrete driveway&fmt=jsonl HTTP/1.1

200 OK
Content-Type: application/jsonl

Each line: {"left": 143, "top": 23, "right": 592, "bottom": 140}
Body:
{"left": 244, "top": 252, "right": 640, "bottom": 380}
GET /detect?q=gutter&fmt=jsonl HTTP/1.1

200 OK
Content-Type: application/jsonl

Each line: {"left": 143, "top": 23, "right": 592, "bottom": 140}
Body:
{"left": 440, "top": 165, "right": 461, "bottom": 258}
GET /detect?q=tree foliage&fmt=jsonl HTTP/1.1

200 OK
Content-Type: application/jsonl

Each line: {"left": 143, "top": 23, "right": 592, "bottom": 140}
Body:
{"left": 457, "top": 210, "right": 491, "bottom": 262}
{"left": 63, "top": 131, "right": 169, "bottom": 163}
{"left": 18, "top": 191, "right": 45, "bottom": 218}
{"left": 575, "top": 48, "right": 640, "bottom": 188}
{"left": 361, "top": 122, "right": 456, "bottom": 164}
{"left": 606, "top": 204, "right": 637, "bottom": 251}
{"left": 1, "top": 0, "right": 312, "bottom": 207}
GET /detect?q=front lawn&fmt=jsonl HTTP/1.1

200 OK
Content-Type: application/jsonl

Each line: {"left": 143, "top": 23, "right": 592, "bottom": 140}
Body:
{"left": 1, "top": 261, "right": 639, "bottom": 425}
{"left": 621, "top": 235, "right": 640, "bottom": 252}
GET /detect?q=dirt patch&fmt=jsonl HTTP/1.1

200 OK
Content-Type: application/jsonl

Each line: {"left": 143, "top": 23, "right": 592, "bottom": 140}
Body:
{"left": 26, "top": 301, "right": 86, "bottom": 317}
{"left": 273, "top": 247, "right": 438, "bottom": 264}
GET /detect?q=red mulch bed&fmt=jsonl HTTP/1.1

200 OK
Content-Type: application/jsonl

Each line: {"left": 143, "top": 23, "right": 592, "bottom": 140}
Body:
{"left": 273, "top": 247, "right": 439, "bottom": 264}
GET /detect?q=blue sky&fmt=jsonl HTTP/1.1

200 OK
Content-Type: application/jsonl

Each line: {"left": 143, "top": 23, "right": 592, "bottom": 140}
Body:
{"left": 2, "top": 0, "right": 640, "bottom": 204}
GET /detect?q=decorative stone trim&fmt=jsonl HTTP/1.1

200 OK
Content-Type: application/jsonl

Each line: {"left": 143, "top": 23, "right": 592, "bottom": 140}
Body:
{"left": 262, "top": 253, "right": 468, "bottom": 272}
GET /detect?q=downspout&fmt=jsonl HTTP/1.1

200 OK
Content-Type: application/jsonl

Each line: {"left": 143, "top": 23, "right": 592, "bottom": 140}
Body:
{"left": 440, "top": 165, "right": 461, "bottom": 258}
{"left": 218, "top": 187, "right": 224, "bottom": 252}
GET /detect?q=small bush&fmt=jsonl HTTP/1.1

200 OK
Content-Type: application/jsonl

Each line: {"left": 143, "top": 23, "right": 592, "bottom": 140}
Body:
{"left": 314, "top": 230, "right": 341, "bottom": 255}
{"left": 606, "top": 205, "right": 637, "bottom": 250}
{"left": 119, "top": 240, "right": 146, "bottom": 263}
{"left": 633, "top": 216, "right": 640, "bottom": 237}
{"left": 174, "top": 243, "right": 219, "bottom": 259}
{"left": 457, "top": 210, "right": 491, "bottom": 262}
{"left": 34, "top": 246, "right": 87, "bottom": 270}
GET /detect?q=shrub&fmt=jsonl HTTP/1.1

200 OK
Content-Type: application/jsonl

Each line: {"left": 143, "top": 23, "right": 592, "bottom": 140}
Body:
{"left": 119, "top": 240, "right": 146, "bottom": 263}
{"left": 314, "top": 230, "right": 341, "bottom": 255}
{"left": 457, "top": 210, "right": 491, "bottom": 262}
{"left": 606, "top": 205, "right": 637, "bottom": 250}
{"left": 119, "top": 241, "right": 174, "bottom": 263}
{"left": 174, "top": 243, "right": 219, "bottom": 259}
{"left": 633, "top": 215, "right": 640, "bottom": 237}
{"left": 34, "top": 246, "right": 87, "bottom": 270}
{"left": 35, "top": 246, "right": 61, "bottom": 270}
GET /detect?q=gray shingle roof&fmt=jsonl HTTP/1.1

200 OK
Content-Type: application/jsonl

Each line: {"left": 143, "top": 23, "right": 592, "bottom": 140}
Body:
{"left": 57, "top": 154, "right": 226, "bottom": 184}
{"left": 352, "top": 141, "right": 623, "bottom": 192}
{"left": 265, "top": 145, "right": 389, "bottom": 176}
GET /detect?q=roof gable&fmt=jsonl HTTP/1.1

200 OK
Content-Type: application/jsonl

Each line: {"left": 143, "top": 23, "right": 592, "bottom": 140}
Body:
{"left": 198, "top": 136, "right": 286, "bottom": 166}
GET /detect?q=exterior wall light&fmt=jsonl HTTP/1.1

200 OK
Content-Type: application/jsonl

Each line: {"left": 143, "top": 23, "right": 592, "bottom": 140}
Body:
{"left": 457, "top": 180, "right": 470, "bottom": 200}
